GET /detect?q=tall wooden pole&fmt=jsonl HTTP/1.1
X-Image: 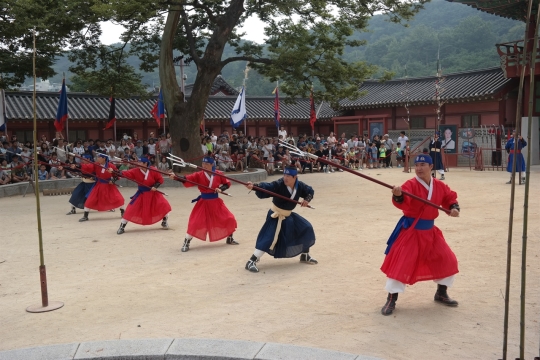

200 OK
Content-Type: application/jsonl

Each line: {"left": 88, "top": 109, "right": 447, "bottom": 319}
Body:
{"left": 26, "top": 29, "right": 64, "bottom": 313}
{"left": 519, "top": 7, "right": 540, "bottom": 360}
{"left": 501, "top": 0, "right": 533, "bottom": 357}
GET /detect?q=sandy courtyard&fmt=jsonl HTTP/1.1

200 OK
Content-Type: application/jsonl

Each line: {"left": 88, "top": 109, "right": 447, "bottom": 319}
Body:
{"left": 1, "top": 166, "right": 539, "bottom": 359}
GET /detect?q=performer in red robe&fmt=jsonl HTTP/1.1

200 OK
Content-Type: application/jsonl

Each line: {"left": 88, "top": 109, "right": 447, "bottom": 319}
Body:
{"left": 380, "top": 154, "right": 460, "bottom": 316}
{"left": 78, "top": 151, "right": 125, "bottom": 222}
{"left": 171, "top": 155, "right": 238, "bottom": 252}
{"left": 116, "top": 157, "right": 172, "bottom": 234}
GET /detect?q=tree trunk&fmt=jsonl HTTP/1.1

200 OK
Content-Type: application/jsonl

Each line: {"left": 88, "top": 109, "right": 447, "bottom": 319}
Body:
{"left": 159, "top": 1, "right": 244, "bottom": 166}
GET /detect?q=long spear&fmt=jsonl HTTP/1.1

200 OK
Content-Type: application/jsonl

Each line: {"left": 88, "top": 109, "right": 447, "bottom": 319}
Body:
{"left": 112, "top": 157, "right": 232, "bottom": 197}
{"left": 6, "top": 150, "right": 103, "bottom": 183}
{"left": 54, "top": 147, "right": 167, "bottom": 196}
{"left": 167, "top": 154, "right": 314, "bottom": 209}
{"left": 278, "top": 141, "right": 450, "bottom": 214}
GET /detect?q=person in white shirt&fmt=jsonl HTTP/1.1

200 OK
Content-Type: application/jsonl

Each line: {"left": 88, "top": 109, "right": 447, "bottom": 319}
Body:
{"left": 397, "top": 131, "right": 409, "bottom": 146}
{"left": 104, "top": 139, "right": 116, "bottom": 154}
{"left": 211, "top": 131, "right": 218, "bottom": 146}
{"left": 72, "top": 141, "right": 85, "bottom": 163}
{"left": 278, "top": 126, "right": 287, "bottom": 140}
{"left": 327, "top": 132, "right": 337, "bottom": 147}
{"left": 217, "top": 151, "right": 233, "bottom": 171}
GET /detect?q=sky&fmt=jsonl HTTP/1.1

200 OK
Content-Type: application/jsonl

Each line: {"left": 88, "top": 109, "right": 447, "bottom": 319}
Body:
{"left": 100, "top": 16, "right": 267, "bottom": 45}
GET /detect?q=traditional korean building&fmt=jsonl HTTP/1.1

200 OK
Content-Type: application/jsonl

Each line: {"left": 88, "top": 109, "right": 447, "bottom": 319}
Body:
{"left": 3, "top": 77, "right": 334, "bottom": 143}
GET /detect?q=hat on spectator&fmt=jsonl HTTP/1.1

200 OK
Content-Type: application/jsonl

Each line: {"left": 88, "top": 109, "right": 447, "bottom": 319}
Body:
{"left": 384, "top": 134, "right": 389, "bottom": 137}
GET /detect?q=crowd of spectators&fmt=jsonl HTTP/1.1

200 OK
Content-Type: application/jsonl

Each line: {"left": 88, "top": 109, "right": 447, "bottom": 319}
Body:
{"left": 0, "top": 130, "right": 173, "bottom": 185}
{"left": 0, "top": 127, "right": 414, "bottom": 186}
{"left": 199, "top": 126, "right": 412, "bottom": 175}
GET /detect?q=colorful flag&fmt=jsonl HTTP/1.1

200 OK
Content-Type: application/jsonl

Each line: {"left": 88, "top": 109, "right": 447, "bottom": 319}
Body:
{"left": 0, "top": 88, "right": 5, "bottom": 132}
{"left": 309, "top": 88, "right": 316, "bottom": 131}
{"left": 54, "top": 78, "right": 68, "bottom": 132}
{"left": 272, "top": 87, "right": 280, "bottom": 130}
{"left": 150, "top": 88, "right": 165, "bottom": 127}
{"left": 230, "top": 86, "right": 247, "bottom": 128}
{"left": 103, "top": 97, "right": 116, "bottom": 130}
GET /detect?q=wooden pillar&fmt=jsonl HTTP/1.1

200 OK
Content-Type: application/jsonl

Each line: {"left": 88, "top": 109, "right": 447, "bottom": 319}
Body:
{"left": 441, "top": 104, "right": 446, "bottom": 125}
{"left": 98, "top": 120, "right": 104, "bottom": 140}
{"left": 391, "top": 107, "right": 396, "bottom": 130}
{"left": 256, "top": 120, "right": 260, "bottom": 137}
{"left": 220, "top": 120, "right": 225, "bottom": 135}
{"left": 499, "top": 97, "right": 506, "bottom": 125}
{"left": 47, "top": 119, "right": 55, "bottom": 141}
{"left": 142, "top": 120, "right": 148, "bottom": 141}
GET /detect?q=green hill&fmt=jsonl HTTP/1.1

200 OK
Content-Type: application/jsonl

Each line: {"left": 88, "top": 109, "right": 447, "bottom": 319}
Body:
{"left": 48, "top": 0, "right": 522, "bottom": 95}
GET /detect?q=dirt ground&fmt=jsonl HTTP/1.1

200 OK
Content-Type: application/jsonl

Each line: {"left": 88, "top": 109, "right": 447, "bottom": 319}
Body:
{"left": 1, "top": 165, "right": 539, "bottom": 360}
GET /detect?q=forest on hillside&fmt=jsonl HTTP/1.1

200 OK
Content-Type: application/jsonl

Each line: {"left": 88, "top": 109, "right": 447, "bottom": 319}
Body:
{"left": 49, "top": 0, "right": 524, "bottom": 96}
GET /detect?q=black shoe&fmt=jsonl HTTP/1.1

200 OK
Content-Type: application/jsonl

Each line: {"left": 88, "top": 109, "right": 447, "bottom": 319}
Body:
{"left": 181, "top": 238, "right": 191, "bottom": 252}
{"left": 300, "top": 253, "right": 318, "bottom": 264}
{"left": 79, "top": 211, "right": 89, "bottom": 222}
{"left": 120, "top": 208, "right": 125, "bottom": 217}
{"left": 440, "top": 175, "right": 445, "bottom": 181}
{"left": 226, "top": 236, "right": 239, "bottom": 245}
{"left": 66, "top": 207, "right": 76, "bottom": 215}
{"left": 161, "top": 217, "right": 168, "bottom": 228}
{"left": 381, "top": 293, "right": 398, "bottom": 316}
{"left": 245, "top": 259, "right": 259, "bottom": 273}
{"left": 434, "top": 285, "right": 458, "bottom": 307}
{"left": 117, "top": 223, "right": 126, "bottom": 235}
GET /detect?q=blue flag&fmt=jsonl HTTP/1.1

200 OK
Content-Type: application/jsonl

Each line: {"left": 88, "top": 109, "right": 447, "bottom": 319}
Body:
{"left": 230, "top": 86, "right": 247, "bottom": 128}
{"left": 55, "top": 79, "right": 68, "bottom": 132}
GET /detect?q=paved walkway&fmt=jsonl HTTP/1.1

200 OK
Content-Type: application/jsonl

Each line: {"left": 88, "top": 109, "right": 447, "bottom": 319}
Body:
{"left": 0, "top": 338, "right": 383, "bottom": 360}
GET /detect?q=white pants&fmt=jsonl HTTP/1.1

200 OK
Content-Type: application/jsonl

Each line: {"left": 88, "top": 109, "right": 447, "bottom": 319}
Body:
{"left": 437, "top": 169, "right": 445, "bottom": 175}
{"left": 385, "top": 275, "right": 455, "bottom": 294}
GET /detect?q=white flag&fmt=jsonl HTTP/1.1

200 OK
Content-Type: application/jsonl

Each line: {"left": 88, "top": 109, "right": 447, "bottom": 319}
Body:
{"left": 0, "top": 89, "right": 5, "bottom": 132}
{"left": 229, "top": 86, "right": 247, "bottom": 128}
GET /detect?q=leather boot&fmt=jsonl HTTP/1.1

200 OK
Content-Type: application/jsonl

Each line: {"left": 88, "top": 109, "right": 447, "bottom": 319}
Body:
{"left": 181, "top": 238, "right": 191, "bottom": 252}
{"left": 117, "top": 223, "right": 126, "bottom": 235}
{"left": 381, "top": 293, "right": 398, "bottom": 316}
{"left": 434, "top": 284, "right": 458, "bottom": 306}
{"left": 79, "top": 211, "right": 89, "bottom": 222}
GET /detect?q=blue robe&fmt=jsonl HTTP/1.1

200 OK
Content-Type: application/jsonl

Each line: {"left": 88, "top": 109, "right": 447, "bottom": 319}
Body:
{"left": 254, "top": 178, "right": 316, "bottom": 258}
{"left": 429, "top": 139, "right": 444, "bottom": 171}
{"left": 505, "top": 137, "right": 526, "bottom": 172}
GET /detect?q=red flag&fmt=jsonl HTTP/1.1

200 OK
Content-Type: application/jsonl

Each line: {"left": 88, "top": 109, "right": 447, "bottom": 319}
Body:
{"left": 309, "top": 88, "right": 316, "bottom": 131}
{"left": 273, "top": 87, "right": 280, "bottom": 129}
{"left": 103, "top": 97, "right": 116, "bottom": 130}
{"left": 150, "top": 89, "right": 164, "bottom": 127}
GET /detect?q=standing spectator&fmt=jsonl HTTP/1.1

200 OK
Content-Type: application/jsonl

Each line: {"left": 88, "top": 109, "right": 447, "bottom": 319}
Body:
{"left": 286, "top": 132, "right": 296, "bottom": 145}
{"left": 278, "top": 125, "right": 287, "bottom": 140}
{"left": 20, "top": 145, "right": 32, "bottom": 164}
{"left": 210, "top": 131, "right": 218, "bottom": 146}
{"left": 369, "top": 142, "right": 378, "bottom": 168}
{"left": 266, "top": 151, "right": 275, "bottom": 175}
{"left": 201, "top": 137, "right": 208, "bottom": 155}
{"left": 397, "top": 131, "right": 409, "bottom": 146}
{"left": 55, "top": 138, "right": 69, "bottom": 163}
{"left": 395, "top": 142, "right": 404, "bottom": 168}
{"left": 327, "top": 132, "right": 337, "bottom": 147}
{"left": 383, "top": 134, "right": 394, "bottom": 168}
{"left": 49, "top": 153, "right": 65, "bottom": 179}
{"left": 379, "top": 143, "right": 387, "bottom": 168}
{"left": 147, "top": 138, "right": 157, "bottom": 159}
{"left": 134, "top": 140, "right": 144, "bottom": 158}
{"left": 73, "top": 141, "right": 85, "bottom": 163}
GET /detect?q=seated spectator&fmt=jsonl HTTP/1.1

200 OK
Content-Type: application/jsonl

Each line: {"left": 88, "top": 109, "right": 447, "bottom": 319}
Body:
{"left": 230, "top": 150, "right": 246, "bottom": 172}
{"left": 0, "top": 160, "right": 11, "bottom": 185}
{"left": 37, "top": 164, "right": 49, "bottom": 180}
{"left": 49, "top": 152, "right": 66, "bottom": 179}
{"left": 20, "top": 145, "right": 32, "bottom": 164}
{"left": 10, "top": 155, "right": 30, "bottom": 182}
{"left": 217, "top": 150, "right": 233, "bottom": 172}
{"left": 157, "top": 155, "right": 171, "bottom": 172}
{"left": 249, "top": 149, "right": 265, "bottom": 170}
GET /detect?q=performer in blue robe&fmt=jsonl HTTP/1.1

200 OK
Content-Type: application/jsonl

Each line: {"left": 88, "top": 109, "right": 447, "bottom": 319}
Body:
{"left": 505, "top": 130, "right": 527, "bottom": 184}
{"left": 429, "top": 132, "right": 445, "bottom": 180}
{"left": 65, "top": 166, "right": 96, "bottom": 215}
{"left": 244, "top": 166, "right": 317, "bottom": 273}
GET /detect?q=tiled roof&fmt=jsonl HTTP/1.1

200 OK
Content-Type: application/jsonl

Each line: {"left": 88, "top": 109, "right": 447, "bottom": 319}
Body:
{"left": 446, "top": 0, "right": 532, "bottom": 21}
{"left": 4, "top": 92, "right": 335, "bottom": 121}
{"left": 184, "top": 75, "right": 240, "bottom": 96}
{"left": 340, "top": 67, "right": 514, "bottom": 110}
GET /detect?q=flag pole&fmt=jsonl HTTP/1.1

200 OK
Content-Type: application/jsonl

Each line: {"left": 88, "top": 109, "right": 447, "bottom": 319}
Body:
{"left": 0, "top": 74, "right": 6, "bottom": 137}
{"left": 27, "top": 29, "right": 64, "bottom": 313}
{"left": 63, "top": 73, "right": 69, "bottom": 144}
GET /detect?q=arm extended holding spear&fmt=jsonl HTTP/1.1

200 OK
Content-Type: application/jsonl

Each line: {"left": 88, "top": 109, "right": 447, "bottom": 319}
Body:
{"left": 113, "top": 156, "right": 232, "bottom": 197}
{"left": 167, "top": 154, "right": 314, "bottom": 209}
{"left": 277, "top": 141, "right": 451, "bottom": 214}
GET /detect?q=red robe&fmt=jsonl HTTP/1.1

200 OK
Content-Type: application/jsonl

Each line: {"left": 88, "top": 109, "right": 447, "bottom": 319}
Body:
{"left": 122, "top": 167, "right": 172, "bottom": 225}
{"left": 380, "top": 177, "right": 459, "bottom": 285}
{"left": 183, "top": 170, "right": 237, "bottom": 241}
{"left": 81, "top": 162, "right": 124, "bottom": 211}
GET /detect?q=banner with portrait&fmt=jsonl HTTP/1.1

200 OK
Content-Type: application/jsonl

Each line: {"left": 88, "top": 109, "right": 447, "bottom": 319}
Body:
{"left": 439, "top": 125, "right": 457, "bottom": 154}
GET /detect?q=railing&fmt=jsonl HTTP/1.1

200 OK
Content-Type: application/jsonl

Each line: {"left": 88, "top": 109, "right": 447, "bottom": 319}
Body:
{"left": 496, "top": 39, "right": 540, "bottom": 77}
